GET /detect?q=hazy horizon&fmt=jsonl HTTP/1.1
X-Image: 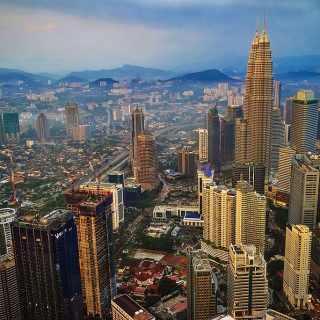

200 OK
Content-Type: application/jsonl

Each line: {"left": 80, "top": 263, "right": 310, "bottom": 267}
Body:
{"left": 0, "top": 0, "right": 319, "bottom": 73}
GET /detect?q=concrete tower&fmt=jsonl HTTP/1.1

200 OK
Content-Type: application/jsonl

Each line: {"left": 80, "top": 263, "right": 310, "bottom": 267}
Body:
{"left": 131, "top": 106, "right": 145, "bottom": 166}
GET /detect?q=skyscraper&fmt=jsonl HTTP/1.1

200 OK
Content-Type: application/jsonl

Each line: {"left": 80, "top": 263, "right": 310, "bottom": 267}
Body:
{"left": 199, "top": 128, "right": 208, "bottom": 163}
{"left": 12, "top": 209, "right": 83, "bottom": 320}
{"left": 197, "top": 166, "right": 214, "bottom": 214}
{"left": 80, "top": 182, "right": 124, "bottom": 230}
{"left": 0, "top": 114, "right": 6, "bottom": 145}
{"left": 228, "top": 244, "right": 268, "bottom": 319}
{"left": 277, "top": 147, "right": 296, "bottom": 193}
{"left": 36, "top": 112, "right": 50, "bottom": 142}
{"left": 283, "top": 225, "right": 311, "bottom": 309}
{"left": 134, "top": 131, "right": 159, "bottom": 190}
{"left": 131, "top": 106, "right": 145, "bottom": 166}
{"left": 240, "top": 23, "right": 273, "bottom": 180}
{"left": 290, "top": 90, "right": 318, "bottom": 154}
{"left": 220, "top": 116, "right": 235, "bottom": 165}
{"left": 207, "top": 107, "right": 220, "bottom": 169}
{"left": 273, "top": 80, "right": 281, "bottom": 109}
{"left": 65, "top": 190, "right": 115, "bottom": 318}
{"left": 187, "top": 247, "right": 217, "bottom": 320}
{"left": 234, "top": 118, "right": 247, "bottom": 164}
{"left": 235, "top": 177, "right": 266, "bottom": 255}
{"left": 288, "top": 154, "right": 319, "bottom": 229}
{"left": 0, "top": 208, "right": 21, "bottom": 320}
{"left": 65, "top": 102, "right": 79, "bottom": 137}
{"left": 3, "top": 113, "right": 20, "bottom": 143}
{"left": 203, "top": 185, "right": 236, "bottom": 249}
{"left": 0, "top": 208, "right": 16, "bottom": 259}
{"left": 178, "top": 146, "right": 199, "bottom": 176}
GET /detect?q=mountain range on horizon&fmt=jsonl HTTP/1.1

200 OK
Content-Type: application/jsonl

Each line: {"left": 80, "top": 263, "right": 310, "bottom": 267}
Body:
{"left": 0, "top": 54, "right": 320, "bottom": 85}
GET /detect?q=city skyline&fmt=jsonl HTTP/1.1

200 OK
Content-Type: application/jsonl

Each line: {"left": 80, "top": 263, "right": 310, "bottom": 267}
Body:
{"left": 0, "top": 0, "right": 319, "bottom": 73}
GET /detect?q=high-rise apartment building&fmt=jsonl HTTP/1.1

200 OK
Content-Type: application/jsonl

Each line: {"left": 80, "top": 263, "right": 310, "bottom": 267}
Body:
{"left": 207, "top": 107, "right": 220, "bottom": 169}
{"left": 288, "top": 154, "right": 319, "bottom": 229}
{"left": 187, "top": 247, "right": 217, "bottom": 320}
{"left": 65, "top": 190, "right": 116, "bottom": 318}
{"left": 112, "top": 294, "right": 155, "bottom": 320}
{"left": 80, "top": 182, "right": 124, "bottom": 230}
{"left": 131, "top": 106, "right": 145, "bottom": 166}
{"left": 36, "top": 112, "right": 50, "bottom": 142}
{"left": 277, "top": 147, "right": 296, "bottom": 193}
{"left": 228, "top": 244, "right": 268, "bottom": 319}
{"left": 235, "top": 177, "right": 266, "bottom": 255}
{"left": 203, "top": 185, "right": 236, "bottom": 249}
{"left": 290, "top": 90, "right": 318, "bottom": 154}
{"left": 232, "top": 163, "right": 265, "bottom": 195}
{"left": 12, "top": 209, "right": 84, "bottom": 320}
{"left": 240, "top": 23, "right": 273, "bottom": 180}
{"left": 65, "top": 102, "right": 79, "bottom": 137}
{"left": 72, "top": 124, "right": 92, "bottom": 141}
{"left": 134, "top": 131, "right": 159, "bottom": 190}
{"left": 198, "top": 166, "right": 214, "bottom": 214}
{"left": 199, "top": 128, "right": 208, "bottom": 163}
{"left": 283, "top": 225, "right": 311, "bottom": 309}
{"left": 3, "top": 113, "right": 20, "bottom": 143}
{"left": 178, "top": 146, "right": 199, "bottom": 176}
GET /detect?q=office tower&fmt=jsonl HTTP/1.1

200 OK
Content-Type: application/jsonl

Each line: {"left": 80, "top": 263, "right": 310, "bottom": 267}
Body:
{"left": 207, "top": 107, "right": 220, "bottom": 169}
{"left": 72, "top": 124, "right": 92, "bottom": 141}
{"left": 199, "top": 128, "right": 208, "bottom": 163}
{"left": 108, "top": 171, "right": 125, "bottom": 186}
{"left": 65, "top": 102, "right": 79, "bottom": 137}
{"left": 198, "top": 166, "right": 214, "bottom": 214}
{"left": 273, "top": 80, "right": 281, "bottom": 109}
{"left": 65, "top": 190, "right": 115, "bottom": 318}
{"left": 131, "top": 106, "right": 145, "bottom": 166}
{"left": 226, "top": 104, "right": 243, "bottom": 119}
{"left": 220, "top": 117, "right": 235, "bottom": 165}
{"left": 317, "top": 107, "right": 320, "bottom": 148}
{"left": 12, "top": 210, "right": 83, "bottom": 320}
{"left": 134, "top": 131, "right": 159, "bottom": 190}
{"left": 311, "top": 229, "right": 320, "bottom": 282}
{"left": 0, "top": 115, "right": 6, "bottom": 145}
{"left": 232, "top": 163, "right": 265, "bottom": 195}
{"left": 242, "top": 23, "right": 273, "bottom": 180}
{"left": 203, "top": 185, "right": 236, "bottom": 249}
{"left": 178, "top": 146, "right": 199, "bottom": 176}
{"left": 0, "top": 259, "right": 21, "bottom": 320}
{"left": 283, "top": 225, "right": 311, "bottom": 309}
{"left": 282, "top": 97, "right": 293, "bottom": 124}
{"left": 289, "top": 154, "right": 319, "bottom": 229}
{"left": 111, "top": 294, "right": 155, "bottom": 320}
{"left": 234, "top": 118, "right": 247, "bottom": 163}
{"left": 36, "top": 112, "right": 50, "bottom": 142}
{"left": 235, "top": 177, "right": 266, "bottom": 254}
{"left": 187, "top": 247, "right": 217, "bottom": 320}
{"left": 3, "top": 112, "right": 20, "bottom": 143}
{"left": 80, "top": 182, "right": 124, "bottom": 230}
{"left": 0, "top": 208, "right": 16, "bottom": 259}
{"left": 228, "top": 244, "right": 268, "bottom": 319}
{"left": 290, "top": 90, "right": 318, "bottom": 153}
{"left": 277, "top": 147, "right": 296, "bottom": 193}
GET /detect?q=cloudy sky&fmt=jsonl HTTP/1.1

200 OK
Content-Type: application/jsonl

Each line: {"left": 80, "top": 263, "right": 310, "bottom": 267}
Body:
{"left": 0, "top": 0, "right": 319, "bottom": 73}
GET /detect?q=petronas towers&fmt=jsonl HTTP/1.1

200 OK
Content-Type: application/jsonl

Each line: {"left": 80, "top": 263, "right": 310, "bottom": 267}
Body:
{"left": 235, "top": 23, "right": 273, "bottom": 181}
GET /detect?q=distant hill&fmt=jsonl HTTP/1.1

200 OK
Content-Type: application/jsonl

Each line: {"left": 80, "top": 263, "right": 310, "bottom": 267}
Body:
{"left": 277, "top": 70, "right": 320, "bottom": 81}
{"left": 89, "top": 78, "right": 118, "bottom": 88}
{"left": 66, "top": 64, "right": 177, "bottom": 81}
{"left": 0, "top": 68, "right": 48, "bottom": 84}
{"left": 57, "top": 75, "right": 87, "bottom": 83}
{"left": 170, "top": 69, "right": 236, "bottom": 82}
